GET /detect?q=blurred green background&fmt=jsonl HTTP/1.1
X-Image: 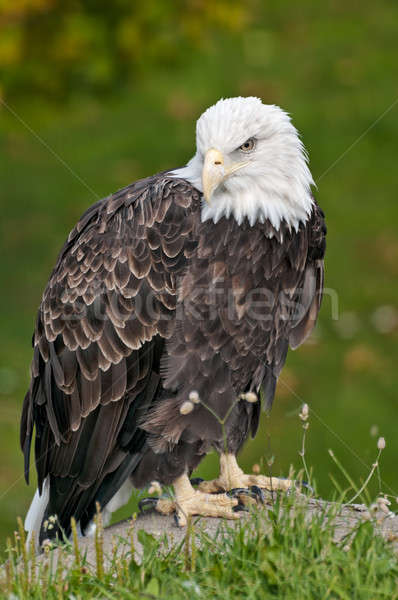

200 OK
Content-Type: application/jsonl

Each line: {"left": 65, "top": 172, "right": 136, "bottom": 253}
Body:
{"left": 1, "top": 0, "right": 397, "bottom": 548}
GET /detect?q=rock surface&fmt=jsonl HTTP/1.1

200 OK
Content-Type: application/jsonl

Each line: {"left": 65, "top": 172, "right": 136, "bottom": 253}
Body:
{"left": 37, "top": 492, "right": 398, "bottom": 571}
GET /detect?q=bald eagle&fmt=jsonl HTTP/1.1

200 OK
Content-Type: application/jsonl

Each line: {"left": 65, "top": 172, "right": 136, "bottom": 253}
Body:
{"left": 21, "top": 97, "right": 326, "bottom": 547}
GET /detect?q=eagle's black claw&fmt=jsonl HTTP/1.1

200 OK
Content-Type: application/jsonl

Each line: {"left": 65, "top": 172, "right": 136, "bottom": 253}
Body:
{"left": 299, "top": 481, "right": 314, "bottom": 495}
{"left": 227, "top": 487, "right": 264, "bottom": 503}
{"left": 190, "top": 477, "right": 205, "bottom": 487}
{"left": 226, "top": 487, "right": 250, "bottom": 498}
{"left": 250, "top": 485, "right": 265, "bottom": 504}
{"left": 174, "top": 512, "right": 184, "bottom": 527}
{"left": 138, "top": 497, "right": 159, "bottom": 513}
{"left": 233, "top": 504, "right": 249, "bottom": 513}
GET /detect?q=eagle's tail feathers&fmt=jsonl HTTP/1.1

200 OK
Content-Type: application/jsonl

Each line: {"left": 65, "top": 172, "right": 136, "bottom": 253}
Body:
{"left": 24, "top": 476, "right": 50, "bottom": 550}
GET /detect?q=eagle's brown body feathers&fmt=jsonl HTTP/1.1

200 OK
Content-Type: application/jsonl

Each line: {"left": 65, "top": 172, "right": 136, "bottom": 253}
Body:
{"left": 21, "top": 173, "right": 326, "bottom": 543}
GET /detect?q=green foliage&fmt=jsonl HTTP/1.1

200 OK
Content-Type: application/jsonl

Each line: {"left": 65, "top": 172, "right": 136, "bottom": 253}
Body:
{"left": 2, "top": 496, "right": 398, "bottom": 599}
{"left": 0, "top": 0, "right": 253, "bottom": 101}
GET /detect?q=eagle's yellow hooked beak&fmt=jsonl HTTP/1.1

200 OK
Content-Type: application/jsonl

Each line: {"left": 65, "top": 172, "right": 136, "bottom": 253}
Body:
{"left": 202, "top": 148, "right": 249, "bottom": 203}
{"left": 202, "top": 148, "right": 225, "bottom": 204}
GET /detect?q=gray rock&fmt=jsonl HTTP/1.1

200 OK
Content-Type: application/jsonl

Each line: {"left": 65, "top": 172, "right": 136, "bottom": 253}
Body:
{"left": 35, "top": 492, "right": 398, "bottom": 572}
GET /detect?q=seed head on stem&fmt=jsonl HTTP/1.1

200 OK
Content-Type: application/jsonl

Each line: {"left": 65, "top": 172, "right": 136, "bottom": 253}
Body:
{"left": 189, "top": 390, "right": 200, "bottom": 404}
{"left": 240, "top": 391, "right": 258, "bottom": 403}
{"left": 298, "top": 403, "right": 311, "bottom": 484}
{"left": 148, "top": 481, "right": 162, "bottom": 495}
{"left": 377, "top": 437, "right": 386, "bottom": 450}
{"left": 299, "top": 403, "right": 309, "bottom": 422}
{"left": 180, "top": 401, "right": 194, "bottom": 415}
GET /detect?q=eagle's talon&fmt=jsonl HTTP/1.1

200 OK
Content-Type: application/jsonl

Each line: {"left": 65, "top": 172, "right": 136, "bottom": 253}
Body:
{"left": 138, "top": 497, "right": 159, "bottom": 513}
{"left": 298, "top": 481, "right": 314, "bottom": 495}
{"left": 139, "top": 495, "right": 176, "bottom": 515}
{"left": 226, "top": 487, "right": 251, "bottom": 498}
{"left": 250, "top": 485, "right": 265, "bottom": 504}
{"left": 227, "top": 487, "right": 263, "bottom": 502}
{"left": 233, "top": 504, "right": 249, "bottom": 513}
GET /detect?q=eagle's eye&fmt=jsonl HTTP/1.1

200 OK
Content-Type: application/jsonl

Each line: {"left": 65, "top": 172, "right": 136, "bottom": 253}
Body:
{"left": 239, "top": 137, "right": 256, "bottom": 153}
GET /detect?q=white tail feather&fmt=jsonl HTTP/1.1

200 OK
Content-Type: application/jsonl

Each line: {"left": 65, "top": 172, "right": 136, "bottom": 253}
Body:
{"left": 24, "top": 476, "right": 133, "bottom": 550}
{"left": 25, "top": 476, "right": 49, "bottom": 549}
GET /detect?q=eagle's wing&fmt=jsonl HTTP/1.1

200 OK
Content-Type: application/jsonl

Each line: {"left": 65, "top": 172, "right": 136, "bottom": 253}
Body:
{"left": 289, "top": 202, "right": 327, "bottom": 349}
{"left": 20, "top": 173, "right": 200, "bottom": 534}
{"left": 255, "top": 202, "right": 326, "bottom": 410}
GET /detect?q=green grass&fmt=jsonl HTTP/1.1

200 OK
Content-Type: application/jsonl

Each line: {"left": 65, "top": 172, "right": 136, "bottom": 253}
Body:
{"left": 2, "top": 493, "right": 398, "bottom": 599}
{"left": 1, "top": 0, "right": 398, "bottom": 561}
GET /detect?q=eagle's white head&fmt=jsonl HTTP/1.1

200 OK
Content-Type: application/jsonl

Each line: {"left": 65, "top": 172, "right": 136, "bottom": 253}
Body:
{"left": 172, "top": 96, "right": 314, "bottom": 231}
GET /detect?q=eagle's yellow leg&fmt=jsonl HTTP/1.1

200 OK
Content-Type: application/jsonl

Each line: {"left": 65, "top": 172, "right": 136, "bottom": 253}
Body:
{"left": 198, "top": 453, "right": 297, "bottom": 494}
{"left": 155, "top": 473, "right": 240, "bottom": 526}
